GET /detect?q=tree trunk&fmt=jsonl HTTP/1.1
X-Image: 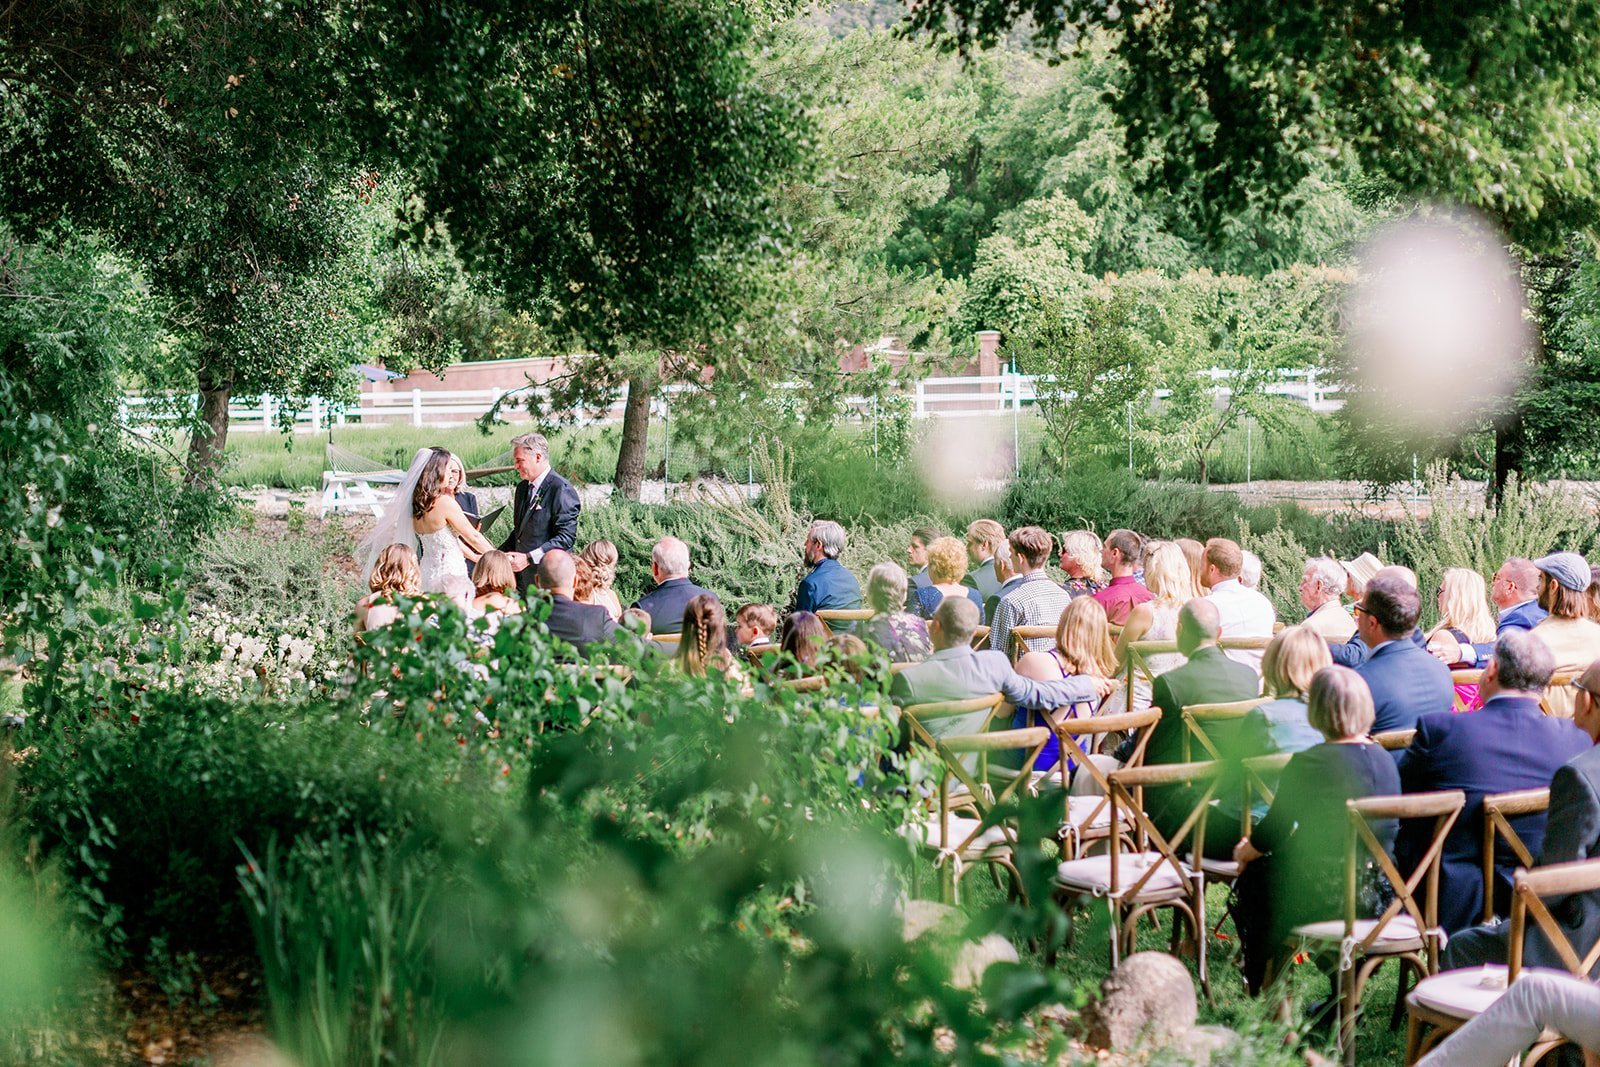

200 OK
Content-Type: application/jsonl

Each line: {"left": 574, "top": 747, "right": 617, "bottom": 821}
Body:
{"left": 1492, "top": 405, "right": 1525, "bottom": 503}
{"left": 614, "top": 373, "right": 655, "bottom": 501}
{"left": 187, "top": 358, "right": 233, "bottom": 486}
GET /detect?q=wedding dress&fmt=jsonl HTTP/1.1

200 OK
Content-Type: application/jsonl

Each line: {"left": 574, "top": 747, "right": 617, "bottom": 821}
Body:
{"left": 417, "top": 526, "right": 469, "bottom": 592}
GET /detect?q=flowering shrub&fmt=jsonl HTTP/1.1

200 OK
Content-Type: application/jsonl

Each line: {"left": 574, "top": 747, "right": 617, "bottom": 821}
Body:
{"left": 185, "top": 604, "right": 344, "bottom": 697}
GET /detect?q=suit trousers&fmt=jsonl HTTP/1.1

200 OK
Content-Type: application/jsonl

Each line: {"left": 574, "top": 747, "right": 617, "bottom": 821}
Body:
{"left": 1417, "top": 972, "right": 1600, "bottom": 1067}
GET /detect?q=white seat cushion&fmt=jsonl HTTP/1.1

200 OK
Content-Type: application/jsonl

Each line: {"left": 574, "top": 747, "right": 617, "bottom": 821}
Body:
{"left": 1292, "top": 914, "right": 1425, "bottom": 945}
{"left": 1055, "top": 851, "right": 1190, "bottom": 898}
{"left": 1063, "top": 794, "right": 1120, "bottom": 830}
{"left": 900, "top": 814, "right": 1011, "bottom": 857}
{"left": 988, "top": 766, "right": 1066, "bottom": 793}
{"left": 1199, "top": 857, "right": 1242, "bottom": 880}
{"left": 1409, "top": 967, "right": 1509, "bottom": 1019}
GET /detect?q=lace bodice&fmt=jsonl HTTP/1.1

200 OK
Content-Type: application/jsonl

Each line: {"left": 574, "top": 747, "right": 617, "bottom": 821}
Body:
{"left": 416, "top": 527, "right": 469, "bottom": 593}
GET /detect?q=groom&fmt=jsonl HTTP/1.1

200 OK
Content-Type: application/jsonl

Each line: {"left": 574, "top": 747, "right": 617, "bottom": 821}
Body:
{"left": 501, "top": 432, "right": 582, "bottom": 592}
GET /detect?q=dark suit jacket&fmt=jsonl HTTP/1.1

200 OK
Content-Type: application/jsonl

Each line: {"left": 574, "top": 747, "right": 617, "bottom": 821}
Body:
{"left": 632, "top": 577, "right": 717, "bottom": 636}
{"left": 961, "top": 558, "right": 1001, "bottom": 602}
{"left": 1329, "top": 626, "right": 1427, "bottom": 668}
{"left": 501, "top": 471, "right": 581, "bottom": 590}
{"left": 1129, "top": 644, "right": 1261, "bottom": 768}
{"left": 1465, "top": 599, "right": 1550, "bottom": 666}
{"left": 1397, "top": 696, "right": 1592, "bottom": 933}
{"left": 543, "top": 593, "right": 618, "bottom": 656}
{"left": 1356, "top": 638, "right": 1454, "bottom": 734}
{"left": 793, "top": 558, "right": 861, "bottom": 615}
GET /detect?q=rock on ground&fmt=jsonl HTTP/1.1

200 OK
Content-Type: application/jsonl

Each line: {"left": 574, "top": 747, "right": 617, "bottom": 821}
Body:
{"left": 1082, "top": 951, "right": 1198, "bottom": 1052}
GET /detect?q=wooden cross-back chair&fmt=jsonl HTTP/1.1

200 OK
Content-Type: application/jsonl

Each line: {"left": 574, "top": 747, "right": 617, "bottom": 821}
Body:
{"left": 1286, "top": 790, "right": 1465, "bottom": 1067}
{"left": 1405, "top": 857, "right": 1600, "bottom": 1065}
{"left": 781, "top": 675, "right": 827, "bottom": 693}
{"left": 1054, "top": 760, "right": 1223, "bottom": 997}
{"left": 816, "top": 608, "right": 874, "bottom": 635}
{"left": 1374, "top": 729, "right": 1417, "bottom": 752}
{"left": 1179, "top": 697, "right": 1269, "bottom": 762}
{"left": 970, "top": 625, "right": 990, "bottom": 651}
{"left": 1481, "top": 788, "right": 1550, "bottom": 924}
{"left": 1007, "top": 625, "right": 1058, "bottom": 664}
{"left": 1450, "top": 669, "right": 1484, "bottom": 713}
{"left": 1199, "top": 751, "right": 1295, "bottom": 929}
{"left": 1541, "top": 670, "right": 1582, "bottom": 717}
{"left": 1050, "top": 707, "right": 1161, "bottom": 861}
{"left": 908, "top": 725, "right": 1060, "bottom": 904}
{"left": 1122, "top": 636, "right": 1274, "bottom": 713}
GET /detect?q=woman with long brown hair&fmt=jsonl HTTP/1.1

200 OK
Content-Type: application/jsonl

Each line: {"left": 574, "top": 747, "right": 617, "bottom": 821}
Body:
{"left": 356, "top": 543, "right": 421, "bottom": 634}
{"left": 357, "top": 446, "right": 495, "bottom": 593}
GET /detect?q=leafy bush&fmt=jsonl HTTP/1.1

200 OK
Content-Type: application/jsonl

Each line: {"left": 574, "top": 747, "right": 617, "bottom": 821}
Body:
{"left": 188, "top": 514, "right": 359, "bottom": 624}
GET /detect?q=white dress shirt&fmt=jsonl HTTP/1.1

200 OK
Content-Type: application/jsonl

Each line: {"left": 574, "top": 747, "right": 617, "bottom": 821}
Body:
{"left": 1204, "top": 578, "right": 1276, "bottom": 671}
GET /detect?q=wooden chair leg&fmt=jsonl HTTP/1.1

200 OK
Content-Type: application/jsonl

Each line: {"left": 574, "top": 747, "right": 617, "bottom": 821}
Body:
{"left": 1339, "top": 963, "right": 1359, "bottom": 1067}
{"left": 1403, "top": 1010, "right": 1425, "bottom": 1067}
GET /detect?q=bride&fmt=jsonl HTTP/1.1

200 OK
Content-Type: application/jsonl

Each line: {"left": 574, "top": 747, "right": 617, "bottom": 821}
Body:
{"left": 358, "top": 448, "right": 495, "bottom": 593}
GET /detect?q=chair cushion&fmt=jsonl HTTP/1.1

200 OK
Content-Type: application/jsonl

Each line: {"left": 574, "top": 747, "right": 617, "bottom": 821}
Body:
{"left": 1291, "top": 915, "right": 1425, "bottom": 945}
{"left": 1055, "top": 852, "right": 1190, "bottom": 898}
{"left": 1408, "top": 966, "right": 1508, "bottom": 1019}
{"left": 900, "top": 814, "right": 1011, "bottom": 857}
{"left": 1064, "top": 794, "right": 1119, "bottom": 830}
{"left": 1199, "top": 857, "right": 1242, "bottom": 880}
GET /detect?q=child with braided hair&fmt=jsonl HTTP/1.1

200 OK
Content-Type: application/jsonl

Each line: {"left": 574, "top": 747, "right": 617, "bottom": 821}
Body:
{"left": 672, "top": 594, "right": 750, "bottom": 694}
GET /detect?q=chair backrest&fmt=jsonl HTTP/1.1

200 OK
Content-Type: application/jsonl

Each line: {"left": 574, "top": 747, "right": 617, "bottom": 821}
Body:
{"left": 1450, "top": 669, "right": 1484, "bottom": 712}
{"left": 899, "top": 693, "right": 1007, "bottom": 752}
{"left": 782, "top": 675, "right": 827, "bottom": 693}
{"left": 970, "top": 625, "right": 990, "bottom": 651}
{"left": 1179, "top": 697, "right": 1270, "bottom": 760}
{"left": 1239, "top": 751, "right": 1295, "bottom": 836}
{"left": 1342, "top": 790, "right": 1466, "bottom": 965}
{"left": 1008, "top": 625, "right": 1057, "bottom": 664}
{"left": 1055, "top": 707, "right": 1161, "bottom": 841}
{"left": 1481, "top": 787, "right": 1550, "bottom": 923}
{"left": 816, "top": 608, "right": 874, "bottom": 635}
{"left": 930, "top": 726, "right": 1060, "bottom": 854}
{"left": 1107, "top": 760, "right": 1223, "bottom": 899}
{"left": 1509, "top": 858, "right": 1600, "bottom": 978}
{"left": 1373, "top": 729, "right": 1416, "bottom": 751}
{"left": 1123, "top": 635, "right": 1272, "bottom": 711}
{"left": 1541, "top": 671, "right": 1582, "bottom": 716}
{"left": 887, "top": 660, "right": 916, "bottom": 676}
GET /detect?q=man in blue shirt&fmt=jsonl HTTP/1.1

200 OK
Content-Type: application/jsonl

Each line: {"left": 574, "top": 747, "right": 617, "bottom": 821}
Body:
{"left": 793, "top": 519, "right": 862, "bottom": 615}
{"left": 1427, "top": 557, "right": 1549, "bottom": 667}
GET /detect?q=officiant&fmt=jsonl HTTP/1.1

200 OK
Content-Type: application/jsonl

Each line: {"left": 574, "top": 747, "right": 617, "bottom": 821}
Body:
{"left": 501, "top": 432, "right": 582, "bottom": 592}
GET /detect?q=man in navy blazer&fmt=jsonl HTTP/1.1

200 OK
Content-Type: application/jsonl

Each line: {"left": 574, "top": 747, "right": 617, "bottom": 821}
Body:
{"left": 792, "top": 520, "right": 862, "bottom": 615}
{"left": 1353, "top": 571, "right": 1454, "bottom": 734}
{"left": 1397, "top": 631, "right": 1591, "bottom": 933}
{"left": 1443, "top": 656, "right": 1600, "bottom": 975}
{"left": 632, "top": 536, "right": 716, "bottom": 636}
{"left": 501, "top": 432, "right": 581, "bottom": 592}
{"left": 1425, "top": 557, "right": 1550, "bottom": 668}
{"left": 535, "top": 551, "right": 619, "bottom": 656}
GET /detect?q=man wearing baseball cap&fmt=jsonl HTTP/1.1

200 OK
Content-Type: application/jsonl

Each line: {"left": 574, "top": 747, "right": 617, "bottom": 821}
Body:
{"left": 1529, "top": 552, "right": 1600, "bottom": 718}
{"left": 1441, "top": 655, "right": 1600, "bottom": 976}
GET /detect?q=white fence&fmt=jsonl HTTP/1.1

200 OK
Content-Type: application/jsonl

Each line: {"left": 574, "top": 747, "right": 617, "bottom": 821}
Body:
{"left": 123, "top": 368, "right": 1344, "bottom": 434}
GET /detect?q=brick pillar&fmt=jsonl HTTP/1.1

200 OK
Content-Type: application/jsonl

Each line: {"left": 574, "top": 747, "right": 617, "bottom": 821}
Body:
{"left": 977, "top": 330, "right": 1001, "bottom": 405}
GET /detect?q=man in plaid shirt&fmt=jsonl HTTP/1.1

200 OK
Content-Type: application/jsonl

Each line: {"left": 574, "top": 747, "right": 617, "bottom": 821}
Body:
{"left": 989, "top": 526, "right": 1073, "bottom": 660}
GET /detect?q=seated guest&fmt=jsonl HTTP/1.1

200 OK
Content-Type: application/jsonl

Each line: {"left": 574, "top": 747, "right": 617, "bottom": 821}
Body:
{"left": 471, "top": 550, "right": 524, "bottom": 618}
{"left": 1427, "top": 567, "right": 1497, "bottom": 709}
{"left": 632, "top": 536, "right": 716, "bottom": 635}
{"left": 1588, "top": 564, "right": 1600, "bottom": 621}
{"left": 1175, "top": 538, "right": 1207, "bottom": 598}
{"left": 780, "top": 611, "right": 829, "bottom": 676}
{"left": 734, "top": 603, "right": 778, "bottom": 649}
{"left": 572, "top": 556, "right": 600, "bottom": 608}
{"left": 1092, "top": 528, "right": 1153, "bottom": 626}
{"left": 1428, "top": 557, "right": 1548, "bottom": 668}
{"left": 961, "top": 519, "right": 1007, "bottom": 601}
{"left": 1013, "top": 596, "right": 1117, "bottom": 772}
{"left": 1114, "top": 599, "right": 1259, "bottom": 775}
{"left": 578, "top": 540, "right": 624, "bottom": 620}
{"left": 1299, "top": 556, "right": 1357, "bottom": 642}
{"left": 1398, "top": 630, "right": 1590, "bottom": 933}
{"left": 1343, "top": 551, "right": 1383, "bottom": 600}
{"left": 907, "top": 526, "right": 939, "bottom": 590}
{"left": 1240, "top": 550, "right": 1263, "bottom": 591}
{"left": 1200, "top": 537, "right": 1276, "bottom": 670}
{"left": 1354, "top": 571, "right": 1454, "bottom": 734}
{"left": 356, "top": 543, "right": 421, "bottom": 633}
{"left": 1232, "top": 666, "right": 1401, "bottom": 995}
{"left": 1204, "top": 625, "right": 1333, "bottom": 856}
{"left": 890, "top": 597, "right": 1116, "bottom": 755}
{"left": 1443, "top": 657, "right": 1600, "bottom": 974}
{"left": 863, "top": 562, "right": 932, "bottom": 663}
{"left": 671, "top": 595, "right": 748, "bottom": 689}
{"left": 1530, "top": 552, "right": 1600, "bottom": 718}
{"left": 982, "top": 539, "right": 1018, "bottom": 624}
{"left": 1111, "top": 541, "right": 1192, "bottom": 712}
{"left": 1415, "top": 971, "right": 1600, "bottom": 1067}
{"left": 1057, "top": 530, "right": 1106, "bottom": 599}
{"left": 793, "top": 520, "right": 862, "bottom": 616}
{"left": 914, "top": 536, "right": 987, "bottom": 621}
{"left": 1330, "top": 565, "right": 1430, "bottom": 667}
{"left": 536, "top": 550, "right": 618, "bottom": 655}
{"left": 990, "top": 526, "right": 1073, "bottom": 659}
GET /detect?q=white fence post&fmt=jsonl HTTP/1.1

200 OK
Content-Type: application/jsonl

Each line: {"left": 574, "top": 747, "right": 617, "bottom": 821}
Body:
{"left": 309, "top": 396, "right": 323, "bottom": 431}
{"left": 261, "top": 395, "right": 274, "bottom": 429}
{"left": 915, "top": 379, "right": 926, "bottom": 418}
{"left": 411, "top": 388, "right": 422, "bottom": 428}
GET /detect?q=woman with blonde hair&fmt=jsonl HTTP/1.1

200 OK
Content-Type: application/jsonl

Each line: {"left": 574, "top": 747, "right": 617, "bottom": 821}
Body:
{"left": 471, "top": 550, "right": 523, "bottom": 618}
{"left": 578, "top": 540, "right": 624, "bottom": 620}
{"left": 1109, "top": 541, "right": 1193, "bottom": 711}
{"left": 356, "top": 543, "right": 421, "bottom": 633}
{"left": 1013, "top": 597, "right": 1118, "bottom": 771}
{"left": 1174, "top": 538, "right": 1207, "bottom": 598}
{"left": 673, "top": 594, "right": 749, "bottom": 692}
{"left": 1057, "top": 530, "right": 1106, "bottom": 599}
{"left": 914, "top": 536, "right": 988, "bottom": 622}
{"left": 1428, "top": 567, "right": 1497, "bottom": 710}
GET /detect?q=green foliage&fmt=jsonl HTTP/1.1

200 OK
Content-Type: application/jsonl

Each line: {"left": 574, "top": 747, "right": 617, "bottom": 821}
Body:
{"left": 188, "top": 515, "right": 358, "bottom": 625}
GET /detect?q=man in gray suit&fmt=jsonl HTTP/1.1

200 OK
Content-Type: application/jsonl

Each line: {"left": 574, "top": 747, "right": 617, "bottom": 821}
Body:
{"left": 890, "top": 597, "right": 1115, "bottom": 750}
{"left": 1442, "top": 656, "right": 1600, "bottom": 974}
